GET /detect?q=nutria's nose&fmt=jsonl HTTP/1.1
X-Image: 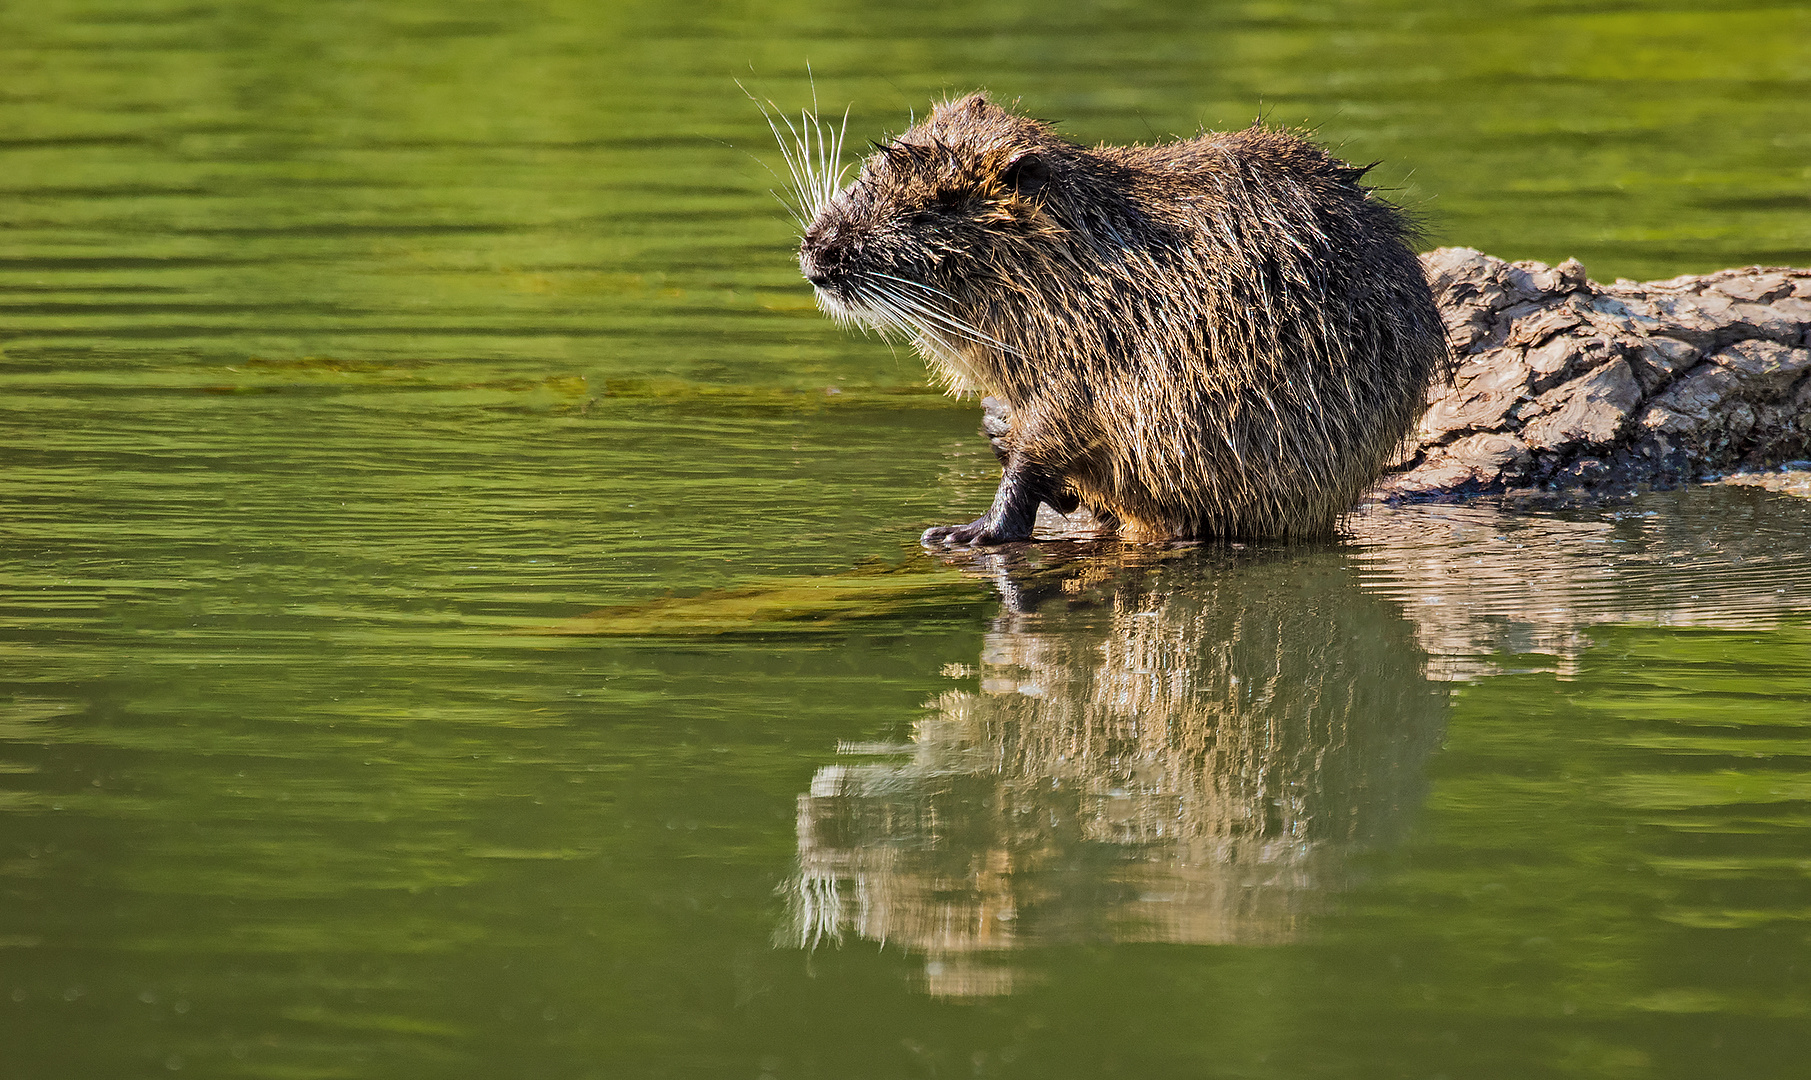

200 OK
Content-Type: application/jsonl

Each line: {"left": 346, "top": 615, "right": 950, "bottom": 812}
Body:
{"left": 799, "top": 241, "right": 838, "bottom": 288}
{"left": 799, "top": 219, "right": 850, "bottom": 287}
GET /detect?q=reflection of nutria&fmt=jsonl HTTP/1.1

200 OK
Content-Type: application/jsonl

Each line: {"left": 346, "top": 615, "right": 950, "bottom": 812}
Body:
{"left": 780, "top": 548, "right": 1448, "bottom": 994}
{"left": 791, "top": 94, "right": 1449, "bottom": 543}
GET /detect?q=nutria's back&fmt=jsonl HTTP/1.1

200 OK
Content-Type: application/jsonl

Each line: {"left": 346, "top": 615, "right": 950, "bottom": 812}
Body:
{"left": 793, "top": 94, "right": 1449, "bottom": 542}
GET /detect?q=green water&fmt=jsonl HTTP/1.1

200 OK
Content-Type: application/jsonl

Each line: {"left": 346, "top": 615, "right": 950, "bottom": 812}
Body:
{"left": 3, "top": 1, "right": 1810, "bottom": 1077}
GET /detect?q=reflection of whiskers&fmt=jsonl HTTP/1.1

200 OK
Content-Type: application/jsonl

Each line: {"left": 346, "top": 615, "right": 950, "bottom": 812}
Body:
{"left": 785, "top": 855, "right": 848, "bottom": 951}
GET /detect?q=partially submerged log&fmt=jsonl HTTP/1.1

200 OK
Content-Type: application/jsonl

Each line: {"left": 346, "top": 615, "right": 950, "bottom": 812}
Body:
{"left": 1376, "top": 249, "right": 1811, "bottom": 500}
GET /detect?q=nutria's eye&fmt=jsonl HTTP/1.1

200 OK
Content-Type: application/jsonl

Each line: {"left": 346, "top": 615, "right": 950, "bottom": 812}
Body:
{"left": 1001, "top": 154, "right": 1050, "bottom": 196}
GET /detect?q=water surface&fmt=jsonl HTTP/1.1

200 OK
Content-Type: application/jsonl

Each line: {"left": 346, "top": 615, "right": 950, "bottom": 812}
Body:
{"left": 3, "top": 2, "right": 1810, "bottom": 1077}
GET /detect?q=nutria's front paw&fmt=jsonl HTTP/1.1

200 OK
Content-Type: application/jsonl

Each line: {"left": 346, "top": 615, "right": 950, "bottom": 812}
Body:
{"left": 921, "top": 520, "right": 1021, "bottom": 548}
{"left": 920, "top": 521, "right": 985, "bottom": 547}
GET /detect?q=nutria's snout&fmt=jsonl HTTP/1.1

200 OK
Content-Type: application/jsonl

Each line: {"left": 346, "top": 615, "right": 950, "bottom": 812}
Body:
{"left": 798, "top": 218, "right": 852, "bottom": 291}
{"left": 797, "top": 246, "right": 832, "bottom": 289}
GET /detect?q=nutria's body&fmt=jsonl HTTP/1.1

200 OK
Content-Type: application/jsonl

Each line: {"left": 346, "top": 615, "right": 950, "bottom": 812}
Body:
{"left": 793, "top": 94, "right": 1449, "bottom": 543}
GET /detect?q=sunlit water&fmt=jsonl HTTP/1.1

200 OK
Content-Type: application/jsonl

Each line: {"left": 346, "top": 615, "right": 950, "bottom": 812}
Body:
{"left": 3, "top": 2, "right": 1809, "bottom": 1078}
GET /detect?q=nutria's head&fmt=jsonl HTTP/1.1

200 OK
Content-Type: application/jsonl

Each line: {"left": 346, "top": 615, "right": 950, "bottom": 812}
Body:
{"left": 795, "top": 94, "right": 1099, "bottom": 357}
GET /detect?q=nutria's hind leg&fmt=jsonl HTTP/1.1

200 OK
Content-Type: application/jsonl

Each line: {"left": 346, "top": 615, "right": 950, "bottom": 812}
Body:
{"left": 921, "top": 453, "right": 1063, "bottom": 548}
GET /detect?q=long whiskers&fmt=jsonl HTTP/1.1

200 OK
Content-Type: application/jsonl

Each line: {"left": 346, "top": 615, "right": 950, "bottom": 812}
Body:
{"left": 837, "top": 278, "right": 1025, "bottom": 364}
{"left": 741, "top": 82, "right": 852, "bottom": 230}
{"left": 867, "top": 284, "right": 1024, "bottom": 358}
{"left": 866, "top": 271, "right": 964, "bottom": 308}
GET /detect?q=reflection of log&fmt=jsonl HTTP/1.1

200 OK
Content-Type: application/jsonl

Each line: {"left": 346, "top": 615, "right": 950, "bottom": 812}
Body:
{"left": 781, "top": 550, "right": 1447, "bottom": 996}
{"left": 1379, "top": 251, "right": 1811, "bottom": 498}
{"left": 1350, "top": 487, "right": 1811, "bottom": 681}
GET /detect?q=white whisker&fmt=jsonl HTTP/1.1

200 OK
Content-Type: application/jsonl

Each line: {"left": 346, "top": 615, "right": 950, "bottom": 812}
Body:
{"left": 864, "top": 281, "right": 1025, "bottom": 358}
{"left": 866, "top": 271, "right": 962, "bottom": 304}
{"left": 741, "top": 79, "right": 854, "bottom": 231}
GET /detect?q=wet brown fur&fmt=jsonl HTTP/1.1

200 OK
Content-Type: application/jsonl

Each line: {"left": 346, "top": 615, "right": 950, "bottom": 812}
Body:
{"left": 792, "top": 94, "right": 1449, "bottom": 541}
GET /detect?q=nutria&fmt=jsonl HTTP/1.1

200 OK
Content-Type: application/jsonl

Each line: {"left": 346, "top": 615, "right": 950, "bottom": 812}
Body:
{"left": 787, "top": 93, "right": 1449, "bottom": 543}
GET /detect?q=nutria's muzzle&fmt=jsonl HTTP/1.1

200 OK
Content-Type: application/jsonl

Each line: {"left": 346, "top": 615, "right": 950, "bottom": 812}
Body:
{"left": 798, "top": 217, "right": 851, "bottom": 289}
{"left": 797, "top": 248, "right": 834, "bottom": 289}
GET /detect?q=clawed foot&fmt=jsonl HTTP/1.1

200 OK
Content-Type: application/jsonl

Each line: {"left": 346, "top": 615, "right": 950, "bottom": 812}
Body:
{"left": 927, "top": 401, "right": 1064, "bottom": 548}
{"left": 921, "top": 519, "right": 1026, "bottom": 548}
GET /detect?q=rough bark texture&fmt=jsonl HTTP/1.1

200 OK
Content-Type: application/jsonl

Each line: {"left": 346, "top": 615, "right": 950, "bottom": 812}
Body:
{"left": 1374, "top": 248, "right": 1811, "bottom": 501}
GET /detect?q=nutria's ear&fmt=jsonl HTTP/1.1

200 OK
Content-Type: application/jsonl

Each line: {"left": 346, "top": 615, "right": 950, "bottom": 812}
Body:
{"left": 960, "top": 93, "right": 990, "bottom": 115}
{"left": 1001, "top": 152, "right": 1050, "bottom": 195}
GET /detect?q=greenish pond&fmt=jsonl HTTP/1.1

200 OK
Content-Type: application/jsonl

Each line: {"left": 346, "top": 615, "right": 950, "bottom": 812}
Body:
{"left": 3, "top": 1, "right": 1809, "bottom": 1077}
